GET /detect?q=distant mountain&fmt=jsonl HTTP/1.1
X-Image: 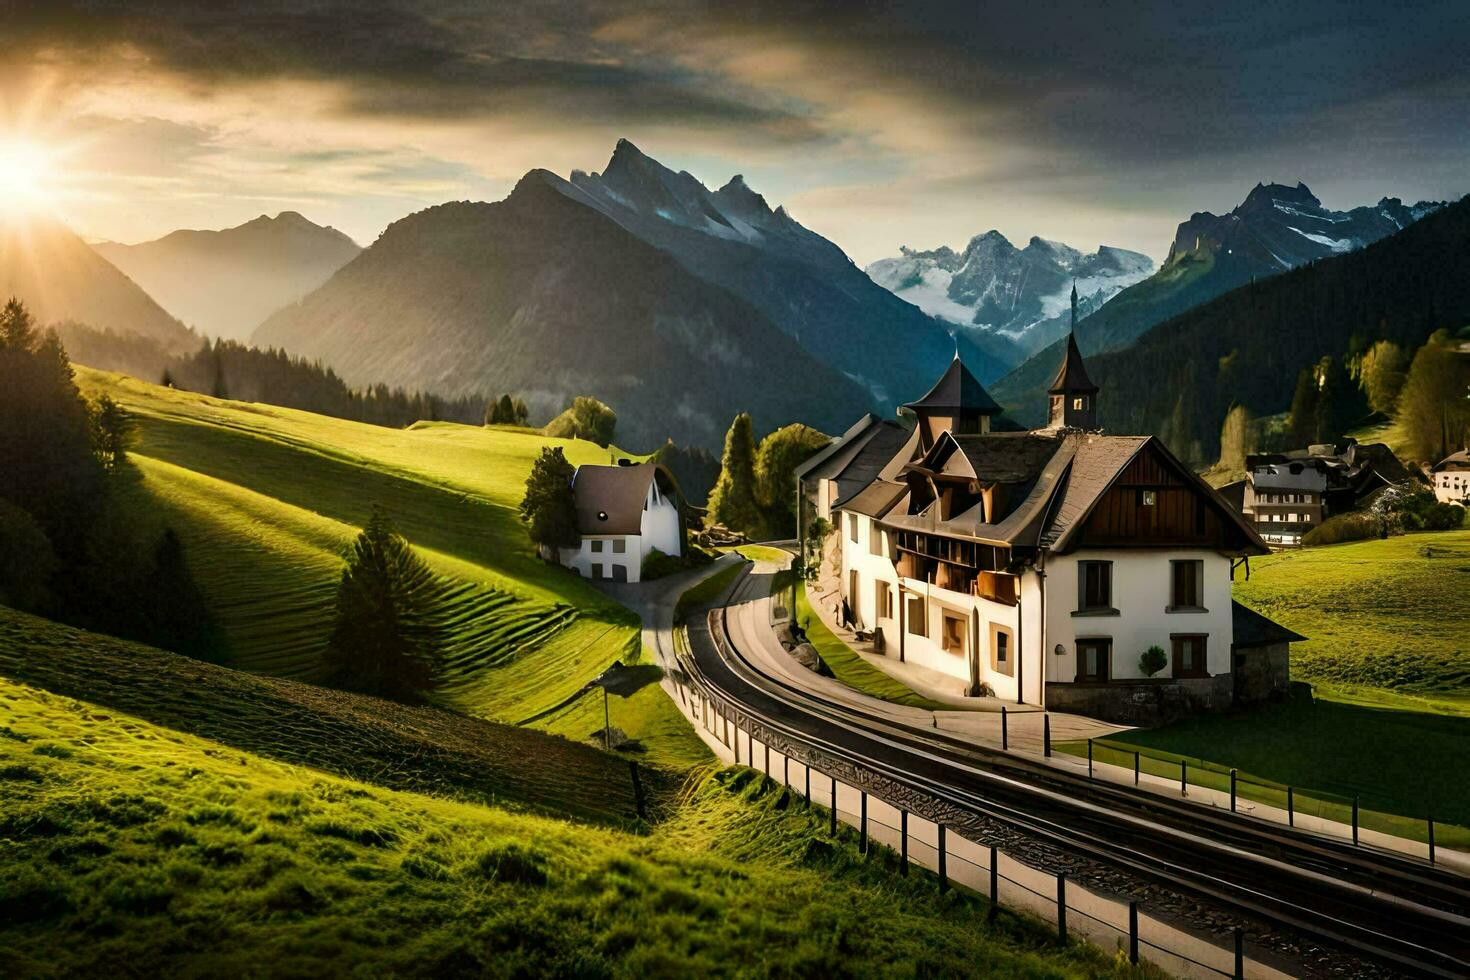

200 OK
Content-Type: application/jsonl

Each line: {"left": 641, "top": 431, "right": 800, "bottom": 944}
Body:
{"left": 1083, "top": 193, "right": 1470, "bottom": 465}
{"left": 253, "top": 171, "right": 877, "bottom": 450}
{"left": 561, "top": 139, "right": 1020, "bottom": 396}
{"left": 992, "top": 182, "right": 1445, "bottom": 423}
{"left": 94, "top": 212, "right": 360, "bottom": 341}
{"left": 0, "top": 215, "right": 193, "bottom": 350}
{"left": 866, "top": 233, "right": 1153, "bottom": 357}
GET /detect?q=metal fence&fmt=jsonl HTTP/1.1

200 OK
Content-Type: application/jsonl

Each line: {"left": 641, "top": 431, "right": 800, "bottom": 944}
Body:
{"left": 671, "top": 647, "right": 1284, "bottom": 979}
{"left": 1072, "top": 737, "right": 1452, "bottom": 862}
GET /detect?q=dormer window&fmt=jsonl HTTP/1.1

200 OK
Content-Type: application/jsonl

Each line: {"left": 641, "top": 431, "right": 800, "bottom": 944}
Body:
{"left": 1140, "top": 490, "right": 1157, "bottom": 507}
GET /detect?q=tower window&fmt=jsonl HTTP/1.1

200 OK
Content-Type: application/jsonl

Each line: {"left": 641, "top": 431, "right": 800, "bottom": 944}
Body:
{"left": 1072, "top": 396, "right": 1085, "bottom": 411}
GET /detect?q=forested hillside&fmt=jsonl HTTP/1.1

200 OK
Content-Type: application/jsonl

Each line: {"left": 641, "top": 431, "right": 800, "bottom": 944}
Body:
{"left": 1090, "top": 195, "right": 1470, "bottom": 464}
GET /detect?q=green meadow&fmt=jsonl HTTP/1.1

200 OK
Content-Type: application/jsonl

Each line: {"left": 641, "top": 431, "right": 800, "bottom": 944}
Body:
{"left": 76, "top": 369, "right": 646, "bottom": 739}
{"left": 0, "top": 623, "right": 1141, "bottom": 978}
{"left": 1079, "top": 530, "right": 1470, "bottom": 844}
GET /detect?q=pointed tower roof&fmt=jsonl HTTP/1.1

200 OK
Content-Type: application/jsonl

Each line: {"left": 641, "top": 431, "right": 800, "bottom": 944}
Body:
{"left": 1048, "top": 332, "right": 1098, "bottom": 394}
{"left": 904, "top": 353, "right": 1002, "bottom": 413}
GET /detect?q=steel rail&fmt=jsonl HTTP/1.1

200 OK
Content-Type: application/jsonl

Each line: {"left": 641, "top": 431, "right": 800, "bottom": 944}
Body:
{"left": 675, "top": 568, "right": 1469, "bottom": 978}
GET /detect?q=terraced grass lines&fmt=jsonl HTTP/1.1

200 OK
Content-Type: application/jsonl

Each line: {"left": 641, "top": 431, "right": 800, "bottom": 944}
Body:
{"left": 76, "top": 368, "right": 640, "bottom": 730}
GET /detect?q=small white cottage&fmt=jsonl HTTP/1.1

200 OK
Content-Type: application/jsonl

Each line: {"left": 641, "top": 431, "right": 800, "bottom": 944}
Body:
{"left": 1431, "top": 449, "right": 1470, "bottom": 504}
{"left": 558, "top": 462, "right": 683, "bottom": 583}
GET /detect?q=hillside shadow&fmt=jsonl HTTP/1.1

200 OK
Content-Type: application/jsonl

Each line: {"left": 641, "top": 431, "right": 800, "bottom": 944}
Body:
{"left": 1123, "top": 697, "right": 1470, "bottom": 826}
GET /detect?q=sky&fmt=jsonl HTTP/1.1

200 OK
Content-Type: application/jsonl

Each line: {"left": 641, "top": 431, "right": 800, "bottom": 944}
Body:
{"left": 1, "top": 0, "right": 1467, "bottom": 265}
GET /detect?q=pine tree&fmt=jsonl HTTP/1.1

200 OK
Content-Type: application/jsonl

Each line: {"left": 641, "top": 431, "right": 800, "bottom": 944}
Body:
{"left": 1287, "top": 365, "right": 1319, "bottom": 447}
{"left": 1398, "top": 330, "right": 1470, "bottom": 462}
{"left": 519, "top": 446, "right": 580, "bottom": 552}
{"left": 325, "top": 507, "right": 443, "bottom": 702}
{"left": 708, "top": 412, "right": 761, "bottom": 534}
{"left": 512, "top": 397, "right": 530, "bottom": 426}
{"left": 0, "top": 296, "right": 37, "bottom": 351}
{"left": 1358, "top": 339, "right": 1408, "bottom": 414}
{"left": 92, "top": 394, "right": 135, "bottom": 471}
{"left": 1215, "top": 403, "right": 1255, "bottom": 475}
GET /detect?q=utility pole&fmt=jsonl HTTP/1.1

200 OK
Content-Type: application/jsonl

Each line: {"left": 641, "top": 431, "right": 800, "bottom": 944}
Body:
{"left": 793, "top": 474, "right": 802, "bottom": 620}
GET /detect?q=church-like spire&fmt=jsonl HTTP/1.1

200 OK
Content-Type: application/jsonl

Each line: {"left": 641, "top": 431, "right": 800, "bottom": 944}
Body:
{"left": 1070, "top": 279, "right": 1078, "bottom": 332}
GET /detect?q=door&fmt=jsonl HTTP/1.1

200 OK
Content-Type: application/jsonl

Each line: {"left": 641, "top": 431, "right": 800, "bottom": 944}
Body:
{"left": 849, "top": 569, "right": 861, "bottom": 629}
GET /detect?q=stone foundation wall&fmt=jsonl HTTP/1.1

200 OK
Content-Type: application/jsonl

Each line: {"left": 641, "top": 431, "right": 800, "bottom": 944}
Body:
{"left": 1045, "top": 674, "right": 1233, "bottom": 725}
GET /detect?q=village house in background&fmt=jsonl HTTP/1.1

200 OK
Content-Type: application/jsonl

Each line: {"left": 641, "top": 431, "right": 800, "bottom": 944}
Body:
{"left": 1220, "top": 440, "right": 1416, "bottom": 547}
{"left": 1431, "top": 449, "right": 1470, "bottom": 504}
{"left": 801, "top": 297, "right": 1294, "bottom": 724}
{"left": 557, "top": 462, "right": 684, "bottom": 583}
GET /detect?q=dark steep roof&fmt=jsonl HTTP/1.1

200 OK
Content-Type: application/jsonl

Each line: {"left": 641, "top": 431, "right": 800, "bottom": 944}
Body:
{"left": 843, "top": 480, "right": 908, "bottom": 519}
{"left": 1232, "top": 600, "right": 1307, "bottom": 649}
{"left": 903, "top": 355, "right": 1002, "bottom": 414}
{"left": 828, "top": 422, "right": 918, "bottom": 508}
{"left": 951, "top": 432, "right": 1065, "bottom": 483}
{"left": 571, "top": 463, "right": 660, "bottom": 535}
{"left": 1048, "top": 332, "right": 1098, "bottom": 394}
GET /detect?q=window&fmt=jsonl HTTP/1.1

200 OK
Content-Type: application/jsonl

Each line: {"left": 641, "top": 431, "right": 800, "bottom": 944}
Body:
{"left": 1170, "top": 560, "right": 1203, "bottom": 609}
{"left": 1076, "top": 638, "right": 1111, "bottom": 682}
{"left": 906, "top": 594, "right": 927, "bottom": 637}
{"left": 849, "top": 514, "right": 859, "bottom": 543}
{"left": 941, "top": 613, "right": 965, "bottom": 655}
{"left": 1172, "top": 634, "right": 1207, "bottom": 677}
{"left": 612, "top": 539, "right": 626, "bottom": 554}
{"left": 591, "top": 540, "right": 604, "bottom": 553}
{"left": 991, "top": 624, "right": 1013, "bottom": 677}
{"left": 1072, "top": 396, "right": 1085, "bottom": 411}
{"left": 875, "top": 581, "right": 893, "bottom": 620}
{"left": 1077, "top": 560, "right": 1113, "bottom": 613}
{"left": 1140, "top": 489, "right": 1157, "bottom": 506}
{"left": 869, "top": 526, "right": 884, "bottom": 556}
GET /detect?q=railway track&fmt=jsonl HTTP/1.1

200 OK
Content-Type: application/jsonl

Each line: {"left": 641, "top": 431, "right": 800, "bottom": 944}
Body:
{"left": 677, "top": 566, "right": 1470, "bottom": 977}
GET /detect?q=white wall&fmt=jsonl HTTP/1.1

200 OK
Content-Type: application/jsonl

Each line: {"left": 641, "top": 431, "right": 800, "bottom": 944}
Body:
{"left": 838, "top": 512, "right": 1027, "bottom": 700}
{"left": 640, "top": 483, "right": 682, "bottom": 561}
{"left": 559, "top": 534, "right": 642, "bottom": 582}
{"left": 1042, "top": 549, "right": 1234, "bottom": 685}
{"left": 1435, "top": 470, "right": 1469, "bottom": 504}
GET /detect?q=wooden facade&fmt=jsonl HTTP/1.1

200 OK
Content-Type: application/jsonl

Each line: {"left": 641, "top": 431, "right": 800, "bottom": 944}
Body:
{"left": 1074, "top": 445, "right": 1241, "bottom": 550}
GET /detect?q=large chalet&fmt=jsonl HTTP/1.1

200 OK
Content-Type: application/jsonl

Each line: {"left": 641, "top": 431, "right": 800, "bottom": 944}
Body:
{"left": 800, "top": 303, "right": 1290, "bottom": 723}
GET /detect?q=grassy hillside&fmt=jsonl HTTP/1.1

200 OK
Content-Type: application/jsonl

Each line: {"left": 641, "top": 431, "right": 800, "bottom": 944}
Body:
{"left": 0, "top": 666, "right": 1135, "bottom": 977}
{"left": 1233, "top": 529, "right": 1470, "bottom": 699}
{"left": 74, "top": 368, "right": 655, "bottom": 745}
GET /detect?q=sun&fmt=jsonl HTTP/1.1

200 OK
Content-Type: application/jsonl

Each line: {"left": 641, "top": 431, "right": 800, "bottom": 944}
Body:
{"left": 0, "top": 140, "right": 58, "bottom": 215}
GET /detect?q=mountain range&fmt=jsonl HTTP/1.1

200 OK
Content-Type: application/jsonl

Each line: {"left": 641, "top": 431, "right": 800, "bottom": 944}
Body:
{"left": 0, "top": 216, "right": 194, "bottom": 350}
{"left": 991, "top": 182, "right": 1446, "bottom": 423}
{"left": 1085, "top": 192, "right": 1470, "bottom": 465}
{"left": 94, "top": 212, "right": 361, "bottom": 341}
{"left": 254, "top": 171, "right": 876, "bottom": 450}
{"left": 866, "top": 233, "right": 1153, "bottom": 357}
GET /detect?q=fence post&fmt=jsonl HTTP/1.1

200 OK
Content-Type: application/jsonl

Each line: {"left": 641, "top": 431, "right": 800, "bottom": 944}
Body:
{"left": 860, "top": 791, "right": 868, "bottom": 854}
{"left": 1001, "top": 705, "right": 1008, "bottom": 750}
{"left": 783, "top": 754, "right": 789, "bottom": 788}
{"left": 1134, "top": 751, "right": 1140, "bottom": 786}
{"left": 1128, "top": 900, "right": 1139, "bottom": 964}
{"left": 1043, "top": 714, "right": 1052, "bottom": 758}
{"left": 1429, "top": 815, "right": 1436, "bottom": 865}
{"left": 1288, "top": 786, "right": 1294, "bottom": 827}
{"left": 1230, "top": 768, "right": 1237, "bottom": 812}
{"left": 938, "top": 824, "right": 948, "bottom": 892}
{"left": 1352, "top": 795, "right": 1359, "bottom": 845}
{"left": 1181, "top": 759, "right": 1187, "bottom": 797}
{"left": 1087, "top": 738, "right": 1093, "bottom": 778}
{"left": 764, "top": 742, "right": 770, "bottom": 776}
{"left": 988, "top": 845, "right": 998, "bottom": 921}
{"left": 1056, "top": 874, "right": 1067, "bottom": 942}
{"left": 900, "top": 810, "right": 909, "bottom": 874}
{"left": 734, "top": 721, "right": 741, "bottom": 766}
{"left": 1233, "top": 927, "right": 1244, "bottom": 979}
{"left": 830, "top": 776, "right": 837, "bottom": 836}
{"left": 805, "top": 764, "right": 811, "bottom": 807}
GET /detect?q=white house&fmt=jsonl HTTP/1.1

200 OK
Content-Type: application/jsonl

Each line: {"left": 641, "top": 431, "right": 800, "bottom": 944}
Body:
{"left": 1431, "top": 449, "right": 1470, "bottom": 504}
{"left": 557, "top": 462, "right": 683, "bottom": 583}
{"left": 816, "top": 317, "right": 1286, "bottom": 724}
